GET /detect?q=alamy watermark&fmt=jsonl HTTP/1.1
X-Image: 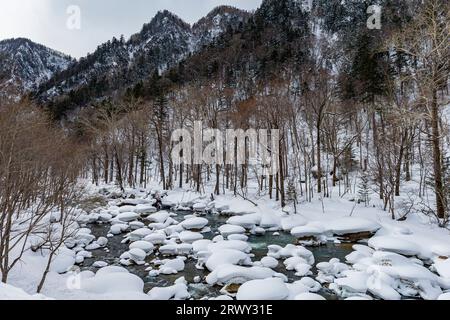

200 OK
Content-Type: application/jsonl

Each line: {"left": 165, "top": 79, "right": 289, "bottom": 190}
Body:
{"left": 66, "top": 5, "right": 81, "bottom": 30}
{"left": 367, "top": 5, "right": 382, "bottom": 30}
{"left": 171, "top": 122, "right": 280, "bottom": 175}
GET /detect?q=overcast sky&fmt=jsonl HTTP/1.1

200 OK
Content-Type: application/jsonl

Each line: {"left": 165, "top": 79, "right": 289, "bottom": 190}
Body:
{"left": 0, "top": 0, "right": 262, "bottom": 58}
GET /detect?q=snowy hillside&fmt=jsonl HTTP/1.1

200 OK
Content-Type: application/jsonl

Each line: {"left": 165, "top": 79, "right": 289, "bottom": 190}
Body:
{"left": 35, "top": 6, "right": 249, "bottom": 108}
{"left": 0, "top": 38, "right": 73, "bottom": 102}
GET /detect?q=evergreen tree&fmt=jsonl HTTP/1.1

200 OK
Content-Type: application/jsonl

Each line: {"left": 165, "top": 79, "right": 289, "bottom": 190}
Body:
{"left": 358, "top": 172, "right": 371, "bottom": 207}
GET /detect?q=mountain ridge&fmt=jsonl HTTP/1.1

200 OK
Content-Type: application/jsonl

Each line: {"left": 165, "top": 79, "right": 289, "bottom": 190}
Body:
{"left": 0, "top": 37, "right": 74, "bottom": 102}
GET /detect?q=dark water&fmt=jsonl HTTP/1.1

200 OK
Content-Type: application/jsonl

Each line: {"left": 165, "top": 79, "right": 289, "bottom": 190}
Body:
{"left": 83, "top": 211, "right": 354, "bottom": 300}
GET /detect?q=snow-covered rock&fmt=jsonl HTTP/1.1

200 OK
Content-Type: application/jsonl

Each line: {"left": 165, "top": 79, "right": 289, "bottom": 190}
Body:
{"left": 438, "top": 292, "right": 450, "bottom": 300}
{"left": 128, "top": 248, "right": 147, "bottom": 263}
{"left": 326, "top": 217, "right": 380, "bottom": 235}
{"left": 109, "top": 223, "right": 129, "bottom": 235}
{"left": 208, "top": 240, "right": 252, "bottom": 254}
{"left": 294, "top": 292, "right": 326, "bottom": 300}
{"left": 82, "top": 268, "right": 146, "bottom": 298}
{"left": 368, "top": 236, "right": 421, "bottom": 256}
{"left": 50, "top": 249, "right": 75, "bottom": 274}
{"left": 128, "top": 228, "right": 153, "bottom": 241}
{"left": 147, "top": 211, "right": 170, "bottom": 223}
{"left": 268, "top": 244, "right": 315, "bottom": 265}
{"left": 147, "top": 277, "right": 190, "bottom": 300}
{"left": 144, "top": 232, "right": 166, "bottom": 245}
{"left": 205, "top": 249, "right": 252, "bottom": 271}
{"left": 206, "top": 265, "right": 286, "bottom": 285}
{"left": 291, "top": 223, "right": 325, "bottom": 238}
{"left": 218, "top": 224, "right": 246, "bottom": 237}
{"left": 180, "top": 217, "right": 208, "bottom": 230}
{"left": 117, "top": 212, "right": 139, "bottom": 222}
{"left": 135, "top": 204, "right": 157, "bottom": 215}
{"left": 157, "top": 258, "right": 186, "bottom": 275}
{"left": 227, "top": 214, "right": 261, "bottom": 229}
{"left": 227, "top": 234, "right": 249, "bottom": 241}
{"left": 92, "top": 261, "right": 109, "bottom": 268}
{"left": 179, "top": 231, "right": 204, "bottom": 243}
{"left": 433, "top": 258, "right": 450, "bottom": 279}
{"left": 236, "top": 278, "right": 289, "bottom": 300}
{"left": 260, "top": 257, "right": 279, "bottom": 269}
{"left": 129, "top": 241, "right": 155, "bottom": 253}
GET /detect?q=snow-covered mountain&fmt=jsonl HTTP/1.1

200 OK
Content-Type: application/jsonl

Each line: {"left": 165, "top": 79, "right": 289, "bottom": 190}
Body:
{"left": 0, "top": 38, "right": 73, "bottom": 102}
{"left": 193, "top": 6, "right": 250, "bottom": 48}
{"left": 35, "top": 6, "right": 249, "bottom": 107}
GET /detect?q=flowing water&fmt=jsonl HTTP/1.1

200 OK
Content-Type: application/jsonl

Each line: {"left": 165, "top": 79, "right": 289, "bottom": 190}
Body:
{"left": 83, "top": 210, "right": 355, "bottom": 299}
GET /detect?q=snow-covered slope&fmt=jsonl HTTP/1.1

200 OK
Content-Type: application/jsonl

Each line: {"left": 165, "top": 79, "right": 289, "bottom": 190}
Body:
{"left": 36, "top": 6, "right": 249, "bottom": 105}
{"left": 0, "top": 38, "right": 73, "bottom": 102}
{"left": 193, "top": 6, "right": 250, "bottom": 49}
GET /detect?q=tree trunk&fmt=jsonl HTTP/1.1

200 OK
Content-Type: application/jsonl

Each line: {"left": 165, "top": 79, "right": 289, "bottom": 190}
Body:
{"left": 431, "top": 90, "right": 446, "bottom": 219}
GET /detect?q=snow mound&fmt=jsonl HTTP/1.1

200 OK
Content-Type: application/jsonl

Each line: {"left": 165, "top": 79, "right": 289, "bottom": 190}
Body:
{"left": 129, "top": 240, "right": 155, "bottom": 253}
{"left": 157, "top": 258, "right": 186, "bottom": 275}
{"left": 294, "top": 292, "right": 326, "bottom": 300}
{"left": 146, "top": 211, "right": 170, "bottom": 223}
{"left": 147, "top": 277, "right": 190, "bottom": 300}
{"left": 325, "top": 217, "right": 380, "bottom": 235}
{"left": 281, "top": 215, "right": 308, "bottom": 231}
{"left": 116, "top": 212, "right": 139, "bottom": 222}
{"left": 368, "top": 236, "right": 421, "bottom": 256}
{"left": 206, "top": 265, "right": 286, "bottom": 285}
{"left": 82, "top": 269, "right": 145, "bottom": 296}
{"left": 180, "top": 217, "right": 208, "bottom": 230}
{"left": 218, "top": 224, "right": 246, "bottom": 237}
{"left": 236, "top": 278, "right": 289, "bottom": 300}
{"left": 179, "top": 231, "right": 204, "bottom": 243}
{"left": 0, "top": 283, "right": 51, "bottom": 300}
{"left": 291, "top": 223, "right": 325, "bottom": 238}
{"left": 227, "top": 214, "right": 261, "bottom": 229}
{"left": 208, "top": 240, "right": 252, "bottom": 253}
{"left": 205, "top": 249, "right": 252, "bottom": 271}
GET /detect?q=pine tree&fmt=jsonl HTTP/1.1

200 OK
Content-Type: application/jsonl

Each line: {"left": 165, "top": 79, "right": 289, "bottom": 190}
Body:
{"left": 358, "top": 172, "right": 371, "bottom": 207}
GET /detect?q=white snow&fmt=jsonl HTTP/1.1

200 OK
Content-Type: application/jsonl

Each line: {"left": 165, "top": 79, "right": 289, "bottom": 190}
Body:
{"left": 0, "top": 283, "right": 51, "bottom": 300}
{"left": 281, "top": 215, "right": 308, "bottom": 231}
{"left": 179, "top": 231, "right": 204, "bottom": 243}
{"left": 206, "top": 265, "right": 286, "bottom": 285}
{"left": 227, "top": 214, "right": 261, "bottom": 229}
{"left": 146, "top": 211, "right": 170, "bottom": 223}
{"left": 116, "top": 212, "right": 139, "bottom": 222}
{"left": 128, "top": 248, "right": 147, "bottom": 263}
{"left": 291, "top": 223, "right": 325, "bottom": 238}
{"left": 218, "top": 224, "right": 246, "bottom": 237}
{"left": 157, "top": 258, "right": 186, "bottom": 275}
{"left": 368, "top": 236, "right": 421, "bottom": 256}
{"left": 82, "top": 268, "right": 148, "bottom": 299}
{"left": 50, "top": 249, "right": 75, "bottom": 274}
{"left": 325, "top": 217, "right": 380, "bottom": 235}
{"left": 147, "top": 277, "right": 190, "bottom": 300}
{"left": 260, "top": 256, "right": 279, "bottom": 269}
{"left": 236, "top": 278, "right": 289, "bottom": 300}
{"left": 208, "top": 240, "right": 252, "bottom": 253}
{"left": 205, "top": 249, "right": 252, "bottom": 271}
{"left": 433, "top": 258, "right": 450, "bottom": 279}
{"left": 180, "top": 217, "right": 208, "bottom": 230}
{"left": 129, "top": 240, "right": 155, "bottom": 253}
{"left": 294, "top": 292, "right": 326, "bottom": 300}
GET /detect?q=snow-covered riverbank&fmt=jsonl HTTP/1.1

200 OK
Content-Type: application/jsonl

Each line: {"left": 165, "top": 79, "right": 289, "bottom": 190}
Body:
{"left": 2, "top": 183, "right": 450, "bottom": 300}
